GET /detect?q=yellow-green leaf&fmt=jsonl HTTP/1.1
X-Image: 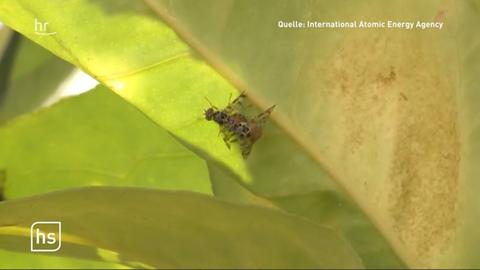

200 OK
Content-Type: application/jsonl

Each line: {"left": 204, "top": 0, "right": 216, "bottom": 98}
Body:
{"left": 1, "top": 0, "right": 478, "bottom": 268}
{"left": 0, "top": 186, "right": 363, "bottom": 268}
{"left": 0, "top": 85, "right": 211, "bottom": 198}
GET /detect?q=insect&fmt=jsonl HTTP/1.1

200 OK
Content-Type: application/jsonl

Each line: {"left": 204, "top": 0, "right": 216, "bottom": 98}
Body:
{"left": 204, "top": 91, "right": 275, "bottom": 158}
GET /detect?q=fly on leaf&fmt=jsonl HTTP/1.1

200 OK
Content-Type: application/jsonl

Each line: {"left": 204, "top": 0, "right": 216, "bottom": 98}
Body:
{"left": 204, "top": 91, "right": 275, "bottom": 159}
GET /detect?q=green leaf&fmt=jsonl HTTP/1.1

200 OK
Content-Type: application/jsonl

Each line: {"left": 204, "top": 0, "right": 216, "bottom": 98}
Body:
{"left": 0, "top": 85, "right": 211, "bottom": 198}
{"left": 270, "top": 191, "right": 404, "bottom": 269}
{"left": 146, "top": 0, "right": 476, "bottom": 268}
{"left": 0, "top": 0, "right": 477, "bottom": 268}
{"left": 206, "top": 113, "right": 404, "bottom": 268}
{"left": 0, "top": 169, "right": 4, "bottom": 201}
{"left": 0, "top": 34, "right": 74, "bottom": 123}
{"left": 0, "top": 0, "right": 248, "bottom": 180}
{"left": 0, "top": 249, "right": 129, "bottom": 269}
{"left": 0, "top": 0, "right": 398, "bottom": 267}
{"left": 0, "top": 186, "right": 363, "bottom": 268}
{"left": 454, "top": 1, "right": 480, "bottom": 266}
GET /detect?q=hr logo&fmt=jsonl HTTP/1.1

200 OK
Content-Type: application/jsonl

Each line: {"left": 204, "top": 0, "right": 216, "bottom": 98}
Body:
{"left": 34, "top": 18, "right": 56, "bottom": 36}
{"left": 30, "top": 221, "right": 62, "bottom": 252}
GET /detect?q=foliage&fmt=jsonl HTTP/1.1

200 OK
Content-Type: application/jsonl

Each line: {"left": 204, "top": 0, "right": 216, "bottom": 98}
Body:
{"left": 0, "top": 0, "right": 479, "bottom": 268}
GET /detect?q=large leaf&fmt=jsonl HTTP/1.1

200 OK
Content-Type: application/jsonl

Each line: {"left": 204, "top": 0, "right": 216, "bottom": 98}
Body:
{"left": 205, "top": 124, "right": 404, "bottom": 268}
{"left": 142, "top": 1, "right": 478, "bottom": 268}
{"left": 0, "top": 0, "right": 477, "bottom": 268}
{"left": 0, "top": 85, "right": 211, "bottom": 199}
{"left": 0, "top": 1, "right": 401, "bottom": 268}
{"left": 0, "top": 250, "right": 128, "bottom": 269}
{"left": 0, "top": 186, "right": 363, "bottom": 268}
{"left": 454, "top": 1, "right": 480, "bottom": 266}
{"left": 0, "top": 0, "right": 249, "bottom": 179}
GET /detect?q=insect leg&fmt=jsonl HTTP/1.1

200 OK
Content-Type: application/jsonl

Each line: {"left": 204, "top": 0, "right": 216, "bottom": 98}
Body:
{"left": 221, "top": 131, "right": 235, "bottom": 149}
{"left": 204, "top": 97, "right": 218, "bottom": 110}
{"left": 218, "top": 125, "right": 230, "bottom": 138}
{"left": 225, "top": 91, "right": 247, "bottom": 114}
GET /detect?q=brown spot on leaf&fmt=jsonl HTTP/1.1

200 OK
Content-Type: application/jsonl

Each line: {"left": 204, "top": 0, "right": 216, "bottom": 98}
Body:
{"left": 319, "top": 30, "right": 459, "bottom": 265}
{"left": 388, "top": 53, "right": 460, "bottom": 259}
{"left": 291, "top": 21, "right": 459, "bottom": 264}
{"left": 377, "top": 67, "right": 396, "bottom": 85}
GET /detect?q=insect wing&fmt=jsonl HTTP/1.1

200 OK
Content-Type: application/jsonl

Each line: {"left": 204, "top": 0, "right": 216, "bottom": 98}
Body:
{"left": 253, "top": 105, "right": 276, "bottom": 125}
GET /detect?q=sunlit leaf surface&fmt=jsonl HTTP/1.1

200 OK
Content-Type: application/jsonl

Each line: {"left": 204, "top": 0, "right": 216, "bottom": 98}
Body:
{"left": 0, "top": 86, "right": 211, "bottom": 198}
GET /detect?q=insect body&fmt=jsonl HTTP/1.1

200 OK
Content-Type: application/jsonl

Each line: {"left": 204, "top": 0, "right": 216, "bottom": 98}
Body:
{"left": 204, "top": 92, "right": 275, "bottom": 158}
{"left": 204, "top": 92, "right": 246, "bottom": 125}
{"left": 204, "top": 92, "right": 247, "bottom": 149}
{"left": 233, "top": 105, "right": 276, "bottom": 157}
